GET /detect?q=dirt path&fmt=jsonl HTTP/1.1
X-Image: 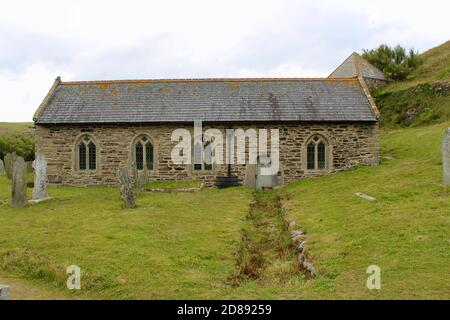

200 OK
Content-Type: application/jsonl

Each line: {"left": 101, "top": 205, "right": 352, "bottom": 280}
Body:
{"left": 0, "top": 272, "right": 71, "bottom": 300}
{"left": 231, "top": 191, "right": 303, "bottom": 284}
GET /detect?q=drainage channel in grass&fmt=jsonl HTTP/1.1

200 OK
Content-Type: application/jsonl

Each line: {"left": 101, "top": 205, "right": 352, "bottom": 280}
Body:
{"left": 230, "top": 190, "right": 311, "bottom": 286}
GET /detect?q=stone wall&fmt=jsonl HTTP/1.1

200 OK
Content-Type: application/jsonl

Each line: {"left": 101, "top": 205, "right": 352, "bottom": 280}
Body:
{"left": 363, "top": 77, "right": 389, "bottom": 89}
{"left": 35, "top": 122, "right": 380, "bottom": 187}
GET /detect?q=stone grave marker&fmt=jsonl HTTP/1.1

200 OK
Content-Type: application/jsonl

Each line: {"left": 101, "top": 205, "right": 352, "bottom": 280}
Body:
{"left": 32, "top": 152, "right": 49, "bottom": 202}
{"left": 118, "top": 167, "right": 135, "bottom": 208}
{"left": 443, "top": 128, "right": 450, "bottom": 186}
{"left": 243, "top": 164, "right": 256, "bottom": 187}
{"left": 0, "top": 284, "right": 10, "bottom": 300}
{"left": 4, "top": 152, "right": 18, "bottom": 179}
{"left": 11, "top": 157, "right": 27, "bottom": 208}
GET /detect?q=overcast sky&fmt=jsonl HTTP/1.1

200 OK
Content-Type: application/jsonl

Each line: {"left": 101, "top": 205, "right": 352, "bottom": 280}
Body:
{"left": 1, "top": 0, "right": 449, "bottom": 122}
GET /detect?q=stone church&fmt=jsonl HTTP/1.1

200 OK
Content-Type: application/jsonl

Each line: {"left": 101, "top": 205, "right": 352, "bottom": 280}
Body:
{"left": 33, "top": 54, "right": 383, "bottom": 187}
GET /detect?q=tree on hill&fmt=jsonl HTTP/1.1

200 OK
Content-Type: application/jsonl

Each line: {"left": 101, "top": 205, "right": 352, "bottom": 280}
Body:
{"left": 362, "top": 44, "right": 421, "bottom": 80}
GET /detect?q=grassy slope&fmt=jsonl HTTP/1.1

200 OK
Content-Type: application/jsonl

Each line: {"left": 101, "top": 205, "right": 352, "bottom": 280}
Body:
{"left": 279, "top": 121, "right": 450, "bottom": 299}
{"left": 373, "top": 40, "right": 450, "bottom": 127}
{"left": 0, "top": 182, "right": 251, "bottom": 299}
{"left": 0, "top": 122, "right": 34, "bottom": 138}
{"left": 0, "top": 122, "right": 449, "bottom": 299}
{"left": 383, "top": 40, "right": 450, "bottom": 91}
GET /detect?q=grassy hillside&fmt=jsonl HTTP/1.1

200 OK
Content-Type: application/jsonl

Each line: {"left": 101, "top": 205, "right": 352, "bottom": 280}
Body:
{"left": 279, "top": 121, "right": 450, "bottom": 299}
{"left": 0, "top": 122, "right": 34, "bottom": 138}
{"left": 0, "top": 122, "right": 448, "bottom": 299}
{"left": 373, "top": 40, "right": 450, "bottom": 127}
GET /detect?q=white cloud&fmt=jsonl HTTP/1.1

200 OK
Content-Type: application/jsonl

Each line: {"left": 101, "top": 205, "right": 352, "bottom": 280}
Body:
{"left": 0, "top": 0, "right": 449, "bottom": 121}
{"left": 0, "top": 62, "right": 72, "bottom": 122}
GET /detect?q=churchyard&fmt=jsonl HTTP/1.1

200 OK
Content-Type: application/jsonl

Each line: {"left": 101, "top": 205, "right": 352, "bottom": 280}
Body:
{"left": 0, "top": 121, "right": 449, "bottom": 299}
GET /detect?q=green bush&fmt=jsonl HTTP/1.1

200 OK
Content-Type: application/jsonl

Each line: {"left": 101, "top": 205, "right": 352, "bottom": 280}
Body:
{"left": 416, "top": 107, "right": 439, "bottom": 125}
{"left": 362, "top": 44, "right": 422, "bottom": 80}
{"left": 0, "top": 136, "right": 35, "bottom": 161}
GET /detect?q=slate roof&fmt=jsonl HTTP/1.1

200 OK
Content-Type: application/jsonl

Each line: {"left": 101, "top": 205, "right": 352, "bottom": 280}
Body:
{"left": 328, "top": 52, "right": 387, "bottom": 80}
{"left": 34, "top": 77, "right": 378, "bottom": 124}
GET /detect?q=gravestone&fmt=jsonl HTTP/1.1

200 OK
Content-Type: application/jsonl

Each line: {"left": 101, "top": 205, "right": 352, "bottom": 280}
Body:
{"left": 4, "top": 152, "right": 18, "bottom": 179}
{"left": 256, "top": 156, "right": 274, "bottom": 190}
{"left": 443, "top": 128, "right": 450, "bottom": 186}
{"left": 118, "top": 167, "right": 135, "bottom": 208}
{"left": 274, "top": 163, "right": 285, "bottom": 188}
{"left": 0, "top": 159, "right": 4, "bottom": 173}
{"left": 0, "top": 284, "right": 10, "bottom": 300}
{"left": 243, "top": 164, "right": 256, "bottom": 187}
{"left": 32, "top": 152, "right": 49, "bottom": 201}
{"left": 11, "top": 157, "right": 27, "bottom": 208}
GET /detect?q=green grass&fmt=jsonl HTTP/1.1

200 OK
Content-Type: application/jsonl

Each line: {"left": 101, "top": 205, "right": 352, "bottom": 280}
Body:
{"left": 0, "top": 180, "right": 252, "bottom": 299}
{"left": 279, "top": 121, "right": 450, "bottom": 299}
{"left": 373, "top": 40, "right": 450, "bottom": 127}
{"left": 231, "top": 192, "right": 300, "bottom": 285}
{"left": 144, "top": 179, "right": 202, "bottom": 190}
{"left": 0, "top": 122, "right": 449, "bottom": 299}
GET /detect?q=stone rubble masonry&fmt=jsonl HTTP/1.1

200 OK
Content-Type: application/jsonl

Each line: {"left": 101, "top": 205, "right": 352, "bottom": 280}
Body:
{"left": 363, "top": 77, "right": 389, "bottom": 89}
{"left": 35, "top": 122, "right": 380, "bottom": 187}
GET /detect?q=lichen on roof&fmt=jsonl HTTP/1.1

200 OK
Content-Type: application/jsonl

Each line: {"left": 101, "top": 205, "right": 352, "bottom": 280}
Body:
{"left": 35, "top": 77, "right": 377, "bottom": 124}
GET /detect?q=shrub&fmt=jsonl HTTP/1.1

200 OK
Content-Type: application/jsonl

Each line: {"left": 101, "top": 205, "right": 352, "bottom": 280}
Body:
{"left": 362, "top": 44, "right": 422, "bottom": 80}
{"left": 0, "top": 136, "right": 35, "bottom": 161}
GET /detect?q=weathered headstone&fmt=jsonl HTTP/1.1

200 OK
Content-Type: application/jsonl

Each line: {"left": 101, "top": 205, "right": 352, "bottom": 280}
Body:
{"left": 443, "top": 128, "right": 450, "bottom": 186}
{"left": 0, "top": 159, "right": 4, "bottom": 173}
{"left": 0, "top": 284, "right": 10, "bottom": 300}
{"left": 273, "top": 163, "right": 285, "bottom": 188}
{"left": 256, "top": 156, "right": 274, "bottom": 190}
{"left": 11, "top": 157, "right": 27, "bottom": 208}
{"left": 118, "top": 167, "right": 135, "bottom": 208}
{"left": 32, "top": 152, "right": 49, "bottom": 202}
{"left": 243, "top": 164, "right": 256, "bottom": 187}
{"left": 4, "top": 152, "right": 18, "bottom": 179}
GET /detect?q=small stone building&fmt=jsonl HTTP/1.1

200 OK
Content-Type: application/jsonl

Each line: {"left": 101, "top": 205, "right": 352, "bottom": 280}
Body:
{"left": 328, "top": 52, "right": 389, "bottom": 88}
{"left": 33, "top": 76, "right": 380, "bottom": 187}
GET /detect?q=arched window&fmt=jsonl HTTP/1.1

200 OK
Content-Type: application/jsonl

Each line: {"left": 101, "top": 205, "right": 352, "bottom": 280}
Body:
{"left": 76, "top": 135, "right": 97, "bottom": 170}
{"left": 306, "top": 135, "right": 328, "bottom": 170}
{"left": 204, "top": 141, "right": 213, "bottom": 171}
{"left": 134, "top": 135, "right": 154, "bottom": 170}
{"left": 193, "top": 135, "right": 213, "bottom": 171}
